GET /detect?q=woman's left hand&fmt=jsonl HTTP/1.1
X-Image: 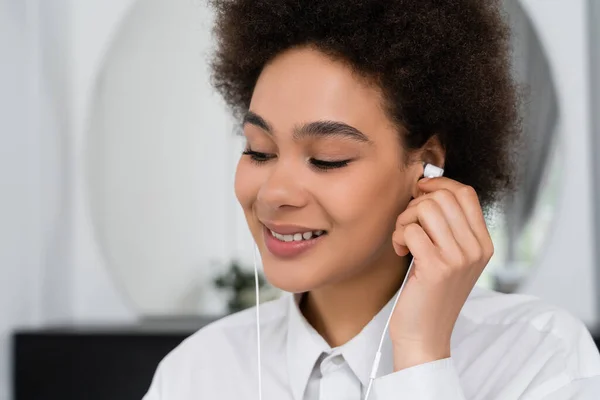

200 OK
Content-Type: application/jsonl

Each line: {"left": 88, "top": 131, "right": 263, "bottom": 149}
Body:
{"left": 390, "top": 177, "right": 494, "bottom": 371}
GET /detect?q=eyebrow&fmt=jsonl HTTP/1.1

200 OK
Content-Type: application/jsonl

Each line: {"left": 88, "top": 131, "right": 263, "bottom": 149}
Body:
{"left": 242, "top": 110, "right": 372, "bottom": 144}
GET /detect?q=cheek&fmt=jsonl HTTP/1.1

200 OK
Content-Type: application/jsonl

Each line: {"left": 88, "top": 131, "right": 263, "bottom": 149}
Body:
{"left": 234, "top": 160, "right": 259, "bottom": 209}
{"left": 321, "top": 166, "right": 408, "bottom": 228}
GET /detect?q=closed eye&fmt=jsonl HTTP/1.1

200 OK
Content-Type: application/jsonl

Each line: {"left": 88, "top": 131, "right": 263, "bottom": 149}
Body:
{"left": 242, "top": 149, "right": 274, "bottom": 164}
{"left": 242, "top": 149, "right": 352, "bottom": 171}
{"left": 310, "top": 158, "right": 352, "bottom": 171}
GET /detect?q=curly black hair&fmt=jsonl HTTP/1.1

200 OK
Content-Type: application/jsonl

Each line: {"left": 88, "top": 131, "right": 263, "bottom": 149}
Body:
{"left": 209, "top": 0, "right": 521, "bottom": 208}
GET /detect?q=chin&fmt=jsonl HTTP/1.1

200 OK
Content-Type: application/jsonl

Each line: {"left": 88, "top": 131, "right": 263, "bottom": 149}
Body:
{"left": 261, "top": 258, "right": 329, "bottom": 293}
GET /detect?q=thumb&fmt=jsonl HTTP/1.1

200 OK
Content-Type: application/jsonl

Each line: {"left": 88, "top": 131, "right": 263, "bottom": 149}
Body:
{"left": 392, "top": 228, "right": 410, "bottom": 256}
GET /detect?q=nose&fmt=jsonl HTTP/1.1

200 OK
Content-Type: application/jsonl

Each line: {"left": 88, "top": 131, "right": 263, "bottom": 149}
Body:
{"left": 256, "top": 159, "right": 309, "bottom": 210}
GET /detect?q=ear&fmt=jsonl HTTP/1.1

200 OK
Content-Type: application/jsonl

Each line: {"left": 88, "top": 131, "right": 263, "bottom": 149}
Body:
{"left": 410, "top": 135, "right": 446, "bottom": 198}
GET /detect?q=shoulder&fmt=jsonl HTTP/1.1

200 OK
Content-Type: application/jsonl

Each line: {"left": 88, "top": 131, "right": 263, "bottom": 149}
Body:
{"left": 463, "top": 286, "right": 589, "bottom": 336}
{"left": 458, "top": 286, "right": 600, "bottom": 378}
{"left": 156, "top": 294, "right": 289, "bottom": 373}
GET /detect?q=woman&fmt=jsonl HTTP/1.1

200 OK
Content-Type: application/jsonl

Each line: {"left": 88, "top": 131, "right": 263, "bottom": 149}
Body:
{"left": 144, "top": 0, "right": 600, "bottom": 398}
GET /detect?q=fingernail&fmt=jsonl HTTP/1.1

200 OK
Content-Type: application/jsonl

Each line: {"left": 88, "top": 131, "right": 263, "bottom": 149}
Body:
{"left": 420, "top": 178, "right": 430, "bottom": 183}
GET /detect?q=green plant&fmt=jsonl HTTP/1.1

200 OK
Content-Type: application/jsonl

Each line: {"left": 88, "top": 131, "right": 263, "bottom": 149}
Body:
{"left": 213, "top": 260, "right": 279, "bottom": 313}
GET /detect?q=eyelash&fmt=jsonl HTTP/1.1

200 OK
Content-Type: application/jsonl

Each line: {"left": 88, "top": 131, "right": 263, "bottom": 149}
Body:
{"left": 241, "top": 149, "right": 351, "bottom": 171}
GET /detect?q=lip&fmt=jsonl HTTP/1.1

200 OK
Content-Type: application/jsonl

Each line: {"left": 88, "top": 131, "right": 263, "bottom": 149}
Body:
{"left": 262, "top": 225, "right": 326, "bottom": 258}
{"left": 261, "top": 221, "right": 324, "bottom": 235}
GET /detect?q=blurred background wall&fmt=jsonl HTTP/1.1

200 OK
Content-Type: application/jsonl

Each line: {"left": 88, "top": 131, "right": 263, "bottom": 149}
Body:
{"left": 1, "top": 0, "right": 599, "bottom": 399}
{"left": 516, "top": 0, "right": 596, "bottom": 320}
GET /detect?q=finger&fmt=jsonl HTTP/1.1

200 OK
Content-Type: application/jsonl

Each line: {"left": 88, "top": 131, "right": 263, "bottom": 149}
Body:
{"left": 453, "top": 185, "right": 494, "bottom": 258}
{"left": 408, "top": 189, "right": 482, "bottom": 262}
{"left": 402, "top": 223, "right": 441, "bottom": 268}
{"left": 417, "top": 179, "right": 484, "bottom": 232}
{"left": 418, "top": 179, "right": 492, "bottom": 257}
{"left": 396, "top": 199, "right": 464, "bottom": 265}
{"left": 417, "top": 177, "right": 465, "bottom": 194}
{"left": 411, "top": 178, "right": 468, "bottom": 211}
{"left": 392, "top": 229, "right": 410, "bottom": 257}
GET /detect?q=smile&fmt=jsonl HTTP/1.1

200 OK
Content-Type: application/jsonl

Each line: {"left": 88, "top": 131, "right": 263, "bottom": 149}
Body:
{"left": 269, "top": 229, "right": 326, "bottom": 242}
{"left": 262, "top": 225, "right": 328, "bottom": 258}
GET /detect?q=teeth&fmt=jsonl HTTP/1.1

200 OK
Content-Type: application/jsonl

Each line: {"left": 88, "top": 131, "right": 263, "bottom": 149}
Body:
{"left": 270, "top": 229, "right": 325, "bottom": 242}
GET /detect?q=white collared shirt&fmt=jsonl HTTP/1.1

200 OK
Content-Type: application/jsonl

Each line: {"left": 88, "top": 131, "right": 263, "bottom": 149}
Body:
{"left": 143, "top": 286, "right": 600, "bottom": 399}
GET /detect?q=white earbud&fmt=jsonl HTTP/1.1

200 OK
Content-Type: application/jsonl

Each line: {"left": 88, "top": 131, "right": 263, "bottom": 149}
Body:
{"left": 423, "top": 163, "right": 444, "bottom": 179}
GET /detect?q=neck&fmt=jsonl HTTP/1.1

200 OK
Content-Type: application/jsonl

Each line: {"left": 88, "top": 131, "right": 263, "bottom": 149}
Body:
{"left": 300, "top": 251, "right": 409, "bottom": 348}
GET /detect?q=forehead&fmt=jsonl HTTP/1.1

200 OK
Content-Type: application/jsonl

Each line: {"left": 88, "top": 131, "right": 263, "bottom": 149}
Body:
{"left": 249, "top": 47, "right": 394, "bottom": 137}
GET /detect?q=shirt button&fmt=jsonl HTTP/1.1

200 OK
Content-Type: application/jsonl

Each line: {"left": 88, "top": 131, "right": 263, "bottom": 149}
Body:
{"left": 331, "top": 355, "right": 344, "bottom": 366}
{"left": 320, "top": 354, "right": 345, "bottom": 374}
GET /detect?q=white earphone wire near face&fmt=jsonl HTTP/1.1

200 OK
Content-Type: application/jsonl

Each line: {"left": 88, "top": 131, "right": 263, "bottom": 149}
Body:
{"left": 363, "top": 257, "right": 414, "bottom": 399}
{"left": 363, "top": 163, "right": 444, "bottom": 400}
{"left": 253, "top": 244, "right": 263, "bottom": 400}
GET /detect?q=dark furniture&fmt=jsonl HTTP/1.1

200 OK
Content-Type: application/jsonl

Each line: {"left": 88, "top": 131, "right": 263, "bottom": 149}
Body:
{"left": 12, "top": 318, "right": 218, "bottom": 400}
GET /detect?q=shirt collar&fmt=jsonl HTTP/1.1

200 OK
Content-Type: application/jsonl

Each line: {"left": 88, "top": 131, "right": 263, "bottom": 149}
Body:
{"left": 341, "top": 294, "right": 396, "bottom": 387}
{"left": 285, "top": 291, "right": 398, "bottom": 398}
{"left": 286, "top": 292, "right": 330, "bottom": 400}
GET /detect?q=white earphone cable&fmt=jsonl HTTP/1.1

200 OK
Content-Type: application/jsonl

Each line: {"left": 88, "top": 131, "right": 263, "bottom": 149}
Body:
{"left": 253, "top": 245, "right": 263, "bottom": 400}
{"left": 364, "top": 163, "right": 442, "bottom": 399}
{"left": 363, "top": 256, "right": 415, "bottom": 400}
